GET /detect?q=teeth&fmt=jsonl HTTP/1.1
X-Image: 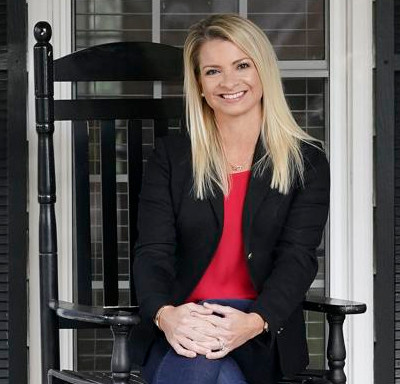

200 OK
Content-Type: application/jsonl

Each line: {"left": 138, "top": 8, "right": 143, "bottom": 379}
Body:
{"left": 222, "top": 91, "right": 245, "bottom": 99}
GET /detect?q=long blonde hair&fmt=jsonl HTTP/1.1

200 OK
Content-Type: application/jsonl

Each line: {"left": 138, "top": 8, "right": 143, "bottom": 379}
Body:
{"left": 183, "top": 14, "right": 318, "bottom": 199}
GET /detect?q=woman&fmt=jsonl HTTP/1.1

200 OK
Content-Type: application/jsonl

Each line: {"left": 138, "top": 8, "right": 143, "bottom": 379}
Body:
{"left": 132, "top": 14, "right": 330, "bottom": 384}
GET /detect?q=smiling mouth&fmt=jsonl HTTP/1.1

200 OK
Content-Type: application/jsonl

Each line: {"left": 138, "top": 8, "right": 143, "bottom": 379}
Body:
{"left": 220, "top": 91, "right": 246, "bottom": 100}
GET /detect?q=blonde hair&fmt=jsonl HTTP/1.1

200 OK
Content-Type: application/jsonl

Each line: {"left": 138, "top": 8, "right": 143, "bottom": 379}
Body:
{"left": 183, "top": 14, "right": 319, "bottom": 199}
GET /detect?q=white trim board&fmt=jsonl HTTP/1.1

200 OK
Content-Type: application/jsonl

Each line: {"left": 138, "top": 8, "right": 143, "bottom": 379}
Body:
{"left": 27, "top": 1, "right": 73, "bottom": 383}
{"left": 329, "top": 1, "right": 374, "bottom": 383}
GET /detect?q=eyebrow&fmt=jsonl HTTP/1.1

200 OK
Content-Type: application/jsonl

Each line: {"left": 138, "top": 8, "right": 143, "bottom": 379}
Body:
{"left": 201, "top": 57, "right": 250, "bottom": 70}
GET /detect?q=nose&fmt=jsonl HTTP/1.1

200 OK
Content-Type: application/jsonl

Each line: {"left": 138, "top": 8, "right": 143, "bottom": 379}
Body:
{"left": 219, "top": 69, "right": 239, "bottom": 89}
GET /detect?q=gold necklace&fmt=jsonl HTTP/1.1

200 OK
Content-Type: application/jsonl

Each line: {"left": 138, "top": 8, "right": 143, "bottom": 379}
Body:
{"left": 229, "top": 163, "right": 246, "bottom": 172}
{"left": 225, "top": 149, "right": 254, "bottom": 172}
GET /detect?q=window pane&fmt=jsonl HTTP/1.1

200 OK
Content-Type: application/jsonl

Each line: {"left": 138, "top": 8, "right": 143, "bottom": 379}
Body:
{"left": 76, "top": 0, "right": 326, "bottom": 60}
{"left": 283, "top": 78, "right": 326, "bottom": 141}
{"left": 75, "top": 0, "right": 152, "bottom": 48}
{"left": 159, "top": 0, "right": 325, "bottom": 59}
{"left": 248, "top": 0, "right": 325, "bottom": 60}
{"left": 160, "top": 0, "right": 238, "bottom": 46}
{"left": 281, "top": 77, "right": 327, "bottom": 370}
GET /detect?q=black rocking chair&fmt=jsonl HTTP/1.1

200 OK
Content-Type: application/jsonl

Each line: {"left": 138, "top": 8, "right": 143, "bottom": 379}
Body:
{"left": 34, "top": 21, "right": 366, "bottom": 384}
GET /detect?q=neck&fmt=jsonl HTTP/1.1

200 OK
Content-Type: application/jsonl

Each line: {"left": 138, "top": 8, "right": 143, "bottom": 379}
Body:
{"left": 215, "top": 112, "right": 262, "bottom": 150}
{"left": 214, "top": 111, "right": 262, "bottom": 172}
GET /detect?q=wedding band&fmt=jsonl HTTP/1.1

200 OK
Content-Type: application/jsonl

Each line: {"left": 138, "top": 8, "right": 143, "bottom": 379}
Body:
{"left": 218, "top": 339, "right": 226, "bottom": 351}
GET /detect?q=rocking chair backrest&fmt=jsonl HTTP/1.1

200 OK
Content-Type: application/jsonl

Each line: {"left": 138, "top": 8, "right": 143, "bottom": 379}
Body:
{"left": 53, "top": 42, "right": 184, "bottom": 307}
{"left": 34, "top": 21, "right": 184, "bottom": 378}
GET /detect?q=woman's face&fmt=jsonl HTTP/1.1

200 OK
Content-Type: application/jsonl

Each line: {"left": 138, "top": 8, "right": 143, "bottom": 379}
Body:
{"left": 197, "top": 39, "right": 263, "bottom": 122}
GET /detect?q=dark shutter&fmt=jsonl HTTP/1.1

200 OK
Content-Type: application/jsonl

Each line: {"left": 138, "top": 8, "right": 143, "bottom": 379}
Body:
{"left": 0, "top": 68, "right": 8, "bottom": 379}
{"left": 0, "top": 0, "right": 9, "bottom": 378}
{"left": 395, "top": 73, "right": 400, "bottom": 383}
{"left": 0, "top": 0, "right": 27, "bottom": 383}
{"left": 375, "top": 0, "right": 399, "bottom": 383}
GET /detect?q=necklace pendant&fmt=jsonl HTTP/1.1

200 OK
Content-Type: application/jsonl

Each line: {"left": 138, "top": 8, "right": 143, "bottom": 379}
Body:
{"left": 231, "top": 164, "right": 244, "bottom": 172}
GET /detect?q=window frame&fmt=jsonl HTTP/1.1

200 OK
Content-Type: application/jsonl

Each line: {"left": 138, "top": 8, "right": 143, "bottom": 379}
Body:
{"left": 26, "top": 1, "right": 374, "bottom": 383}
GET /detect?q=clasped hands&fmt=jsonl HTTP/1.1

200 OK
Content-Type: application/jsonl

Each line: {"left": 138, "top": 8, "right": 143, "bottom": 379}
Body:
{"left": 158, "top": 302, "right": 265, "bottom": 359}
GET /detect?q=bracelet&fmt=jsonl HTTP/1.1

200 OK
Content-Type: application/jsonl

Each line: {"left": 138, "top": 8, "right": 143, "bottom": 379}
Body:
{"left": 154, "top": 305, "right": 171, "bottom": 330}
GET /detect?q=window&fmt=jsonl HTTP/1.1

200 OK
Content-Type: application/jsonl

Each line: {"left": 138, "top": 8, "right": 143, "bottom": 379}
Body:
{"left": 74, "top": 0, "right": 328, "bottom": 371}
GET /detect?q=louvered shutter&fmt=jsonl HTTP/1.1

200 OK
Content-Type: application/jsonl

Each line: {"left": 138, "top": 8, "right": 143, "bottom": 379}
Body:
{"left": 0, "top": 0, "right": 9, "bottom": 379}
{"left": 395, "top": 5, "right": 400, "bottom": 380}
{"left": 0, "top": 0, "right": 27, "bottom": 382}
{"left": 0, "top": 66, "right": 7, "bottom": 380}
{"left": 376, "top": 1, "right": 400, "bottom": 383}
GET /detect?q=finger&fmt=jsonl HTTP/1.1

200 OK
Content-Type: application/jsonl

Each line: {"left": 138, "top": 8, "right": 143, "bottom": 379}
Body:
{"left": 178, "top": 337, "right": 211, "bottom": 356}
{"left": 184, "top": 328, "right": 218, "bottom": 344}
{"left": 196, "top": 339, "right": 221, "bottom": 351}
{"left": 172, "top": 342, "right": 197, "bottom": 358}
{"left": 194, "top": 326, "right": 228, "bottom": 339}
{"left": 189, "top": 329, "right": 219, "bottom": 343}
{"left": 206, "top": 348, "right": 230, "bottom": 360}
{"left": 187, "top": 314, "right": 220, "bottom": 329}
{"left": 187, "top": 303, "right": 214, "bottom": 315}
{"left": 192, "top": 313, "right": 226, "bottom": 327}
{"left": 203, "top": 302, "right": 235, "bottom": 315}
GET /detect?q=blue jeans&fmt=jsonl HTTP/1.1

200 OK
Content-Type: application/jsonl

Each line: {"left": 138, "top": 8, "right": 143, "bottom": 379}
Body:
{"left": 143, "top": 299, "right": 253, "bottom": 384}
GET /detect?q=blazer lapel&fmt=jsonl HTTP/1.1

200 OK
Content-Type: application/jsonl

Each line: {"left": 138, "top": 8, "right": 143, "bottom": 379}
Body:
{"left": 242, "top": 139, "right": 273, "bottom": 253}
{"left": 181, "top": 135, "right": 224, "bottom": 229}
{"left": 208, "top": 186, "right": 224, "bottom": 229}
{"left": 205, "top": 138, "right": 273, "bottom": 242}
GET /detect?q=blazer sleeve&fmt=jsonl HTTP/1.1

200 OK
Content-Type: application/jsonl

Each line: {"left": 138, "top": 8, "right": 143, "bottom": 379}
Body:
{"left": 133, "top": 137, "right": 176, "bottom": 321}
{"left": 249, "top": 144, "right": 330, "bottom": 335}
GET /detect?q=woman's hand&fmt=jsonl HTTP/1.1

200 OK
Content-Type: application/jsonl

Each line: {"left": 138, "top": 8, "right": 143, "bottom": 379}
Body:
{"left": 158, "top": 303, "right": 221, "bottom": 358}
{"left": 191, "top": 302, "right": 265, "bottom": 359}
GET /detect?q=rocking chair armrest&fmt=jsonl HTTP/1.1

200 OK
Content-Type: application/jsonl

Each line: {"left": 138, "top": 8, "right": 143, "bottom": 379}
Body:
{"left": 49, "top": 300, "right": 141, "bottom": 326}
{"left": 303, "top": 296, "right": 367, "bottom": 315}
{"left": 50, "top": 300, "right": 140, "bottom": 382}
{"left": 301, "top": 296, "right": 367, "bottom": 384}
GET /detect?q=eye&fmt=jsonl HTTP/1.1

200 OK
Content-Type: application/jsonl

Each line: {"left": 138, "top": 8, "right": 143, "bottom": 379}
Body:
{"left": 205, "top": 68, "right": 219, "bottom": 76}
{"left": 237, "top": 62, "right": 250, "bottom": 70}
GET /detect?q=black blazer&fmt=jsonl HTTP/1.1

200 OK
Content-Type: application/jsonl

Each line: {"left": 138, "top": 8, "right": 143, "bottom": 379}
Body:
{"left": 132, "top": 134, "right": 330, "bottom": 383}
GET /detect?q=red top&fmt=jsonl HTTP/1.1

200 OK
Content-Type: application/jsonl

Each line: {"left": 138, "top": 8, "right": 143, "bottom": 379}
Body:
{"left": 186, "top": 170, "right": 257, "bottom": 302}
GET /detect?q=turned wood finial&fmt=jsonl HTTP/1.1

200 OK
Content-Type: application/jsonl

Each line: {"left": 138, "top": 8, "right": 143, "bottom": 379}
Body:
{"left": 34, "top": 21, "right": 52, "bottom": 43}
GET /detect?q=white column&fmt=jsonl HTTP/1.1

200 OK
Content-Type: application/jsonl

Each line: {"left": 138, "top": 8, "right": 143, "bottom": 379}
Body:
{"left": 329, "top": 0, "right": 350, "bottom": 303}
{"left": 27, "top": 1, "right": 73, "bottom": 383}
{"left": 329, "top": 1, "right": 374, "bottom": 383}
{"left": 346, "top": 1, "right": 374, "bottom": 383}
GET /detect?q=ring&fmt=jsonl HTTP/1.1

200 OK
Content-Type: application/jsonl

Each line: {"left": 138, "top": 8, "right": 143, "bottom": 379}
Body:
{"left": 218, "top": 339, "right": 226, "bottom": 351}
